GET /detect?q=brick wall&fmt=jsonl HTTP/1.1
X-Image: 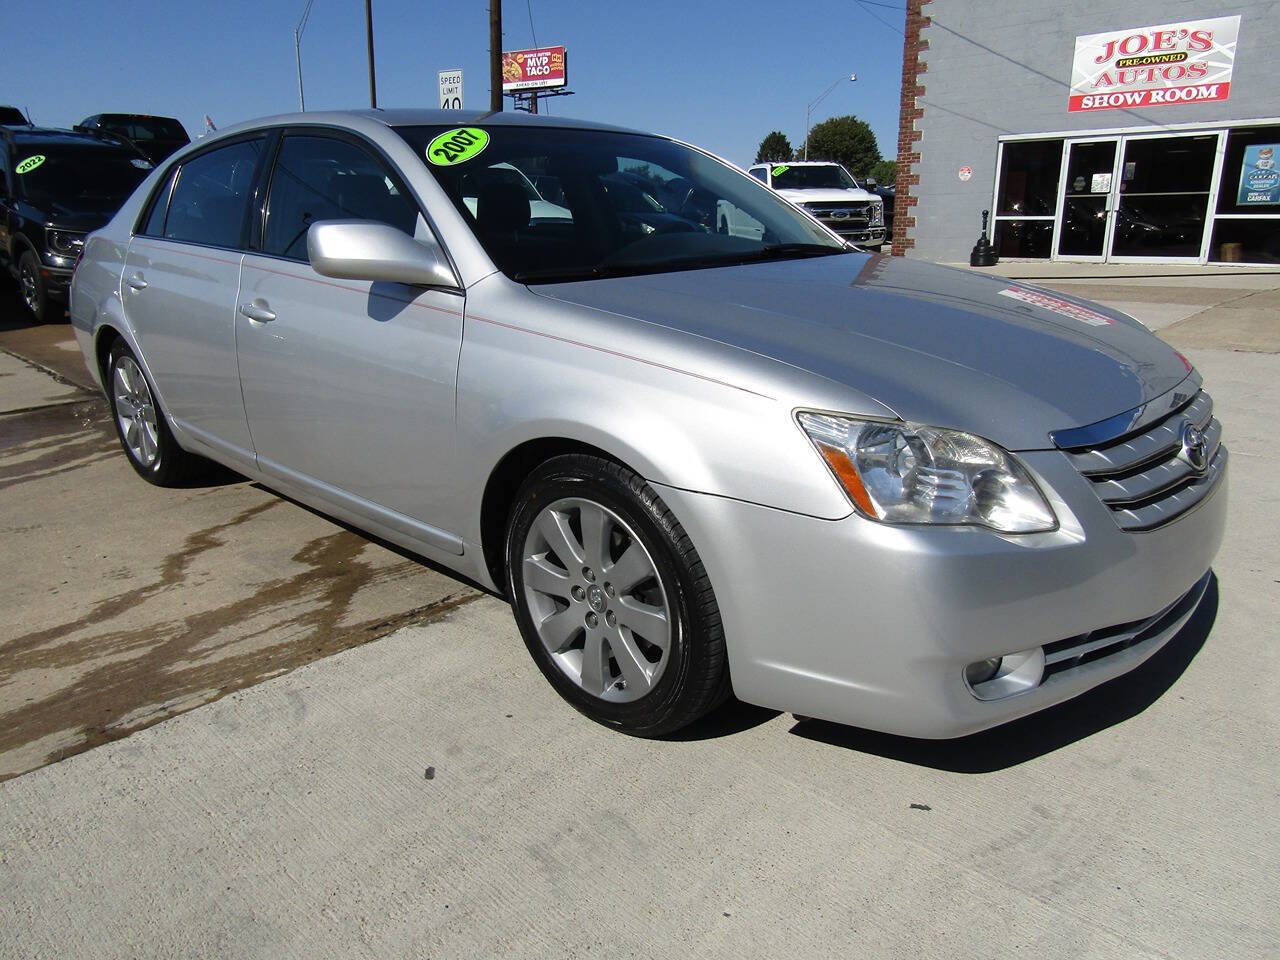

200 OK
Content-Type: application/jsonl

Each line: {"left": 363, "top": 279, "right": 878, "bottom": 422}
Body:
{"left": 892, "top": 0, "right": 930, "bottom": 256}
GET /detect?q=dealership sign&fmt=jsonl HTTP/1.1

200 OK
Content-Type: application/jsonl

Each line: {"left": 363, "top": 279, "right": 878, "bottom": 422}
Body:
{"left": 501, "top": 46, "right": 567, "bottom": 92}
{"left": 1238, "top": 144, "right": 1280, "bottom": 206}
{"left": 1069, "top": 15, "right": 1240, "bottom": 112}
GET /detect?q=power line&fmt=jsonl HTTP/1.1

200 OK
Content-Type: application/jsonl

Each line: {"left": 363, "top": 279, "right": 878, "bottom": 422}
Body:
{"left": 526, "top": 0, "right": 539, "bottom": 48}
{"left": 850, "top": 0, "right": 905, "bottom": 36}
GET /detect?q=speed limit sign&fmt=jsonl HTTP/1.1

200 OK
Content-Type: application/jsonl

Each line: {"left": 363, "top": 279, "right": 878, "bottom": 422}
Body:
{"left": 438, "top": 69, "right": 463, "bottom": 110}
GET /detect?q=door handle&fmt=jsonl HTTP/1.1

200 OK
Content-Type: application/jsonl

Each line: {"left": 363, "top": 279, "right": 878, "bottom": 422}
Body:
{"left": 238, "top": 300, "right": 277, "bottom": 323}
{"left": 126, "top": 273, "right": 148, "bottom": 291}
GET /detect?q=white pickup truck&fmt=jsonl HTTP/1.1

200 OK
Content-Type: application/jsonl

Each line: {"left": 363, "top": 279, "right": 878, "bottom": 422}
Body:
{"left": 743, "top": 161, "right": 886, "bottom": 250}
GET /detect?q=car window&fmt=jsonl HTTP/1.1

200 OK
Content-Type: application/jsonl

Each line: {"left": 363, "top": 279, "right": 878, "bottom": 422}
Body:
{"left": 140, "top": 166, "right": 178, "bottom": 236}
{"left": 14, "top": 145, "right": 150, "bottom": 205}
{"left": 163, "top": 138, "right": 264, "bottom": 248}
{"left": 263, "top": 134, "right": 420, "bottom": 261}
{"left": 749, "top": 168, "right": 767, "bottom": 183}
{"left": 399, "top": 125, "right": 842, "bottom": 283}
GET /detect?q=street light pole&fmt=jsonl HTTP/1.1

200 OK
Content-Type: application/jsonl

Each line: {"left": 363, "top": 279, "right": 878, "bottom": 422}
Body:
{"left": 804, "top": 73, "right": 856, "bottom": 160}
{"left": 294, "top": 0, "right": 317, "bottom": 111}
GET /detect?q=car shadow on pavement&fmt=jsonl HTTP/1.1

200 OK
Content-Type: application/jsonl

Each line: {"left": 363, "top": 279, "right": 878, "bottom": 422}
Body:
{"left": 788, "top": 574, "right": 1219, "bottom": 773}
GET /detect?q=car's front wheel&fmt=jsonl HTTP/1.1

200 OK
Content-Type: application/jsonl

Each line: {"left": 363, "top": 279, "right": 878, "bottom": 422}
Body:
{"left": 106, "top": 340, "right": 206, "bottom": 486}
{"left": 506, "top": 454, "right": 730, "bottom": 736}
{"left": 18, "top": 251, "right": 48, "bottom": 323}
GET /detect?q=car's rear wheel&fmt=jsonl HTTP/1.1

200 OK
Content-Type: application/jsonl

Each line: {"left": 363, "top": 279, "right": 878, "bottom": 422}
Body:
{"left": 106, "top": 340, "right": 205, "bottom": 486}
{"left": 505, "top": 454, "right": 730, "bottom": 736}
{"left": 18, "top": 251, "right": 47, "bottom": 323}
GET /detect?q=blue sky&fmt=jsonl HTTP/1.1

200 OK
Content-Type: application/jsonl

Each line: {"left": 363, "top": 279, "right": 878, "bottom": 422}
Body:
{"left": 5, "top": 0, "right": 905, "bottom": 168}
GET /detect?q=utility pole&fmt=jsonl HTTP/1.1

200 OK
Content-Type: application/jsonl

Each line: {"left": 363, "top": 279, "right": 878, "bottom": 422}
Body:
{"left": 365, "top": 0, "right": 378, "bottom": 108}
{"left": 489, "top": 2, "right": 503, "bottom": 111}
{"left": 294, "top": 0, "right": 316, "bottom": 111}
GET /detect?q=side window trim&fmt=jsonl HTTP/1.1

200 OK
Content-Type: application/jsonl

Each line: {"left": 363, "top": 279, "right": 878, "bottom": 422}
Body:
{"left": 260, "top": 127, "right": 422, "bottom": 264}
{"left": 255, "top": 125, "right": 461, "bottom": 288}
{"left": 136, "top": 165, "right": 178, "bottom": 237}
{"left": 133, "top": 131, "right": 271, "bottom": 252}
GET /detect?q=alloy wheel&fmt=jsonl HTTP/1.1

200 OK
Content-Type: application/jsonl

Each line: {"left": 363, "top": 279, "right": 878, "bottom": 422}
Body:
{"left": 112, "top": 355, "right": 160, "bottom": 468}
{"left": 520, "top": 497, "right": 672, "bottom": 702}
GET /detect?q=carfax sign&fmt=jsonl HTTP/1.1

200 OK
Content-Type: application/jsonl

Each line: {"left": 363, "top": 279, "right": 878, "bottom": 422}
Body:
{"left": 1238, "top": 144, "right": 1280, "bottom": 206}
{"left": 1069, "top": 15, "right": 1240, "bottom": 112}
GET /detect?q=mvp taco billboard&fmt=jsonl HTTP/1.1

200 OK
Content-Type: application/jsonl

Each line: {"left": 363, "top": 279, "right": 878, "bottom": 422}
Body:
{"left": 1069, "top": 15, "right": 1240, "bottom": 113}
{"left": 501, "top": 46, "right": 567, "bottom": 92}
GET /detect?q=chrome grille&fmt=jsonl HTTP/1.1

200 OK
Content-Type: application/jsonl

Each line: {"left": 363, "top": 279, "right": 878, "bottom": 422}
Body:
{"left": 1060, "top": 390, "right": 1226, "bottom": 531}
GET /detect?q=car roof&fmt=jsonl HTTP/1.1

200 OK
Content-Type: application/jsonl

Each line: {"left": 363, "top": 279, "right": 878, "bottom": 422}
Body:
{"left": 2, "top": 126, "right": 131, "bottom": 149}
{"left": 214, "top": 108, "right": 648, "bottom": 139}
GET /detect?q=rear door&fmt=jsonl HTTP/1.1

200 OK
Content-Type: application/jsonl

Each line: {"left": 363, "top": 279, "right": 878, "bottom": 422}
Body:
{"left": 236, "top": 130, "right": 465, "bottom": 551}
{"left": 121, "top": 135, "right": 268, "bottom": 465}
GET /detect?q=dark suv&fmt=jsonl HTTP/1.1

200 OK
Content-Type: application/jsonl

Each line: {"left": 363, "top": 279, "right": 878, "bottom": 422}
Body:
{"left": 2, "top": 127, "right": 153, "bottom": 321}
{"left": 77, "top": 114, "right": 190, "bottom": 164}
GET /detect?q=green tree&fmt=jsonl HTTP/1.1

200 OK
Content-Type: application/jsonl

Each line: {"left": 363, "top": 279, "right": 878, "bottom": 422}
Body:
{"left": 868, "top": 159, "right": 897, "bottom": 187}
{"left": 754, "top": 130, "right": 793, "bottom": 164}
{"left": 801, "top": 115, "right": 881, "bottom": 178}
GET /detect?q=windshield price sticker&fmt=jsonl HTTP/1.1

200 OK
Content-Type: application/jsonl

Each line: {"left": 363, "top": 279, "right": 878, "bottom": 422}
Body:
{"left": 772, "top": 164, "right": 789, "bottom": 176}
{"left": 427, "top": 128, "right": 489, "bottom": 166}
{"left": 16, "top": 155, "right": 45, "bottom": 175}
{"left": 999, "top": 287, "right": 1115, "bottom": 326}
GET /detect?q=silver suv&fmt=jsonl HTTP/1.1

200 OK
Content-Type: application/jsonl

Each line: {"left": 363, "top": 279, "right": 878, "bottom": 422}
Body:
{"left": 70, "top": 111, "right": 1226, "bottom": 739}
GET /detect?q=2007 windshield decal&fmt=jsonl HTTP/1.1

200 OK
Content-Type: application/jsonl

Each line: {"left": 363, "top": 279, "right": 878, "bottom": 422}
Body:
{"left": 427, "top": 128, "right": 490, "bottom": 166}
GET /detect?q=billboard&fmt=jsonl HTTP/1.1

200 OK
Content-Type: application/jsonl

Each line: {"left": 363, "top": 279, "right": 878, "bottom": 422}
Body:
{"left": 501, "top": 46, "right": 567, "bottom": 92}
{"left": 1069, "top": 15, "right": 1240, "bottom": 113}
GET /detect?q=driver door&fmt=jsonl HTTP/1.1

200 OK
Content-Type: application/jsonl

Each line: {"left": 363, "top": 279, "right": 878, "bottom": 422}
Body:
{"left": 236, "top": 130, "right": 465, "bottom": 552}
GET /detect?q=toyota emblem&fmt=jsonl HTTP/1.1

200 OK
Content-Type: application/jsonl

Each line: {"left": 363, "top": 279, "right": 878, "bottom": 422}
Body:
{"left": 1180, "top": 420, "right": 1209, "bottom": 473}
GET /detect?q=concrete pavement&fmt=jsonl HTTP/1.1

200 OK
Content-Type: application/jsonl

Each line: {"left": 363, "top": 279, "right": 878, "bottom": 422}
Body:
{"left": 2, "top": 344, "right": 1277, "bottom": 958}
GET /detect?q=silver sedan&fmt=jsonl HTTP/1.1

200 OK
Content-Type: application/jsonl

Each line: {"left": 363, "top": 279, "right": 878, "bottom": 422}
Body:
{"left": 69, "top": 110, "right": 1226, "bottom": 738}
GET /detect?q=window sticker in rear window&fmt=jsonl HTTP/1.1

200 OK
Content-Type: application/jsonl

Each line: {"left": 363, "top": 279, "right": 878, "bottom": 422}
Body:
{"left": 426, "top": 128, "right": 490, "bottom": 166}
{"left": 16, "top": 155, "right": 46, "bottom": 175}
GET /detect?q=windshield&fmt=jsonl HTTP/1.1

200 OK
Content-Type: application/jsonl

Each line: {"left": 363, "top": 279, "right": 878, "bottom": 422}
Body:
{"left": 771, "top": 164, "right": 860, "bottom": 190}
{"left": 99, "top": 115, "right": 188, "bottom": 142}
{"left": 14, "top": 147, "right": 150, "bottom": 205}
{"left": 398, "top": 125, "right": 845, "bottom": 282}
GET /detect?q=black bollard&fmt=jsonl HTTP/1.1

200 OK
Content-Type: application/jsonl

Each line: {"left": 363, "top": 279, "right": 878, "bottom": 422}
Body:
{"left": 969, "top": 209, "right": 998, "bottom": 267}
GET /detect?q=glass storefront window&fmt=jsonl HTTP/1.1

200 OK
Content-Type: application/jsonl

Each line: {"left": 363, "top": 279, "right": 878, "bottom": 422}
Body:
{"left": 996, "top": 140, "right": 1062, "bottom": 217}
{"left": 1210, "top": 219, "right": 1280, "bottom": 263}
{"left": 1217, "top": 126, "right": 1280, "bottom": 214}
{"left": 1112, "top": 135, "right": 1217, "bottom": 259}
{"left": 995, "top": 220, "right": 1054, "bottom": 258}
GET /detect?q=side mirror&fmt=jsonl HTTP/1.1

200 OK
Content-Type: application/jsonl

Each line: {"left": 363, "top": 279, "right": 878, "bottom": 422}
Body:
{"left": 307, "top": 220, "right": 457, "bottom": 288}
{"left": 865, "top": 177, "right": 877, "bottom": 188}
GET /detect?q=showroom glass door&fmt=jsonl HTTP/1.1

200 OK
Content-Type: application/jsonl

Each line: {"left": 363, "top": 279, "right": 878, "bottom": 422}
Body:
{"left": 1054, "top": 138, "right": 1120, "bottom": 261}
{"left": 1108, "top": 133, "right": 1221, "bottom": 262}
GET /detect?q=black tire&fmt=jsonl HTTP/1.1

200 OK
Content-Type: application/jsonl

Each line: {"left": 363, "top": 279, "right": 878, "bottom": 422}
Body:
{"left": 18, "top": 251, "right": 48, "bottom": 323}
{"left": 505, "top": 454, "right": 731, "bottom": 737}
{"left": 105, "top": 340, "right": 206, "bottom": 486}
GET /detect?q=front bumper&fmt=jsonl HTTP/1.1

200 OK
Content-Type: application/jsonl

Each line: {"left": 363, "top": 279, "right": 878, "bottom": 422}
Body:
{"left": 38, "top": 261, "right": 74, "bottom": 298}
{"left": 653, "top": 445, "right": 1227, "bottom": 739}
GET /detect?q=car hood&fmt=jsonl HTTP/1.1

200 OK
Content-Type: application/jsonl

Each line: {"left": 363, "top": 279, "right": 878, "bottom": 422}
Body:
{"left": 776, "top": 187, "right": 877, "bottom": 204}
{"left": 529, "top": 253, "right": 1193, "bottom": 450}
{"left": 39, "top": 199, "right": 122, "bottom": 231}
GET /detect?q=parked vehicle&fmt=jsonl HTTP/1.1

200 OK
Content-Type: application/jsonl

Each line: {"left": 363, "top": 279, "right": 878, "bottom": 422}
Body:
{"left": 70, "top": 110, "right": 1225, "bottom": 738}
{"left": 747, "top": 160, "right": 886, "bottom": 249}
{"left": 76, "top": 114, "right": 190, "bottom": 164}
{"left": 865, "top": 177, "right": 895, "bottom": 238}
{"left": 0, "top": 105, "right": 30, "bottom": 126}
{"left": 3, "top": 126, "right": 152, "bottom": 321}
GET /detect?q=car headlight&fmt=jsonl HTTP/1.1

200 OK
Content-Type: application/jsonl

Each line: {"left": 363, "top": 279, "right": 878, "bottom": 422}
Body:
{"left": 869, "top": 201, "right": 883, "bottom": 226}
{"left": 797, "top": 412, "right": 1057, "bottom": 533}
{"left": 46, "top": 229, "right": 86, "bottom": 256}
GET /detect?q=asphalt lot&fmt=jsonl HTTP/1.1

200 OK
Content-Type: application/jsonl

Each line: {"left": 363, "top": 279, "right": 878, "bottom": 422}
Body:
{"left": 1, "top": 269, "right": 1277, "bottom": 958}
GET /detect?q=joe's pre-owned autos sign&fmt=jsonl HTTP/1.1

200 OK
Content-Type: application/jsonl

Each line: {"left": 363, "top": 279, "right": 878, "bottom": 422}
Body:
{"left": 1069, "top": 15, "right": 1240, "bottom": 113}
